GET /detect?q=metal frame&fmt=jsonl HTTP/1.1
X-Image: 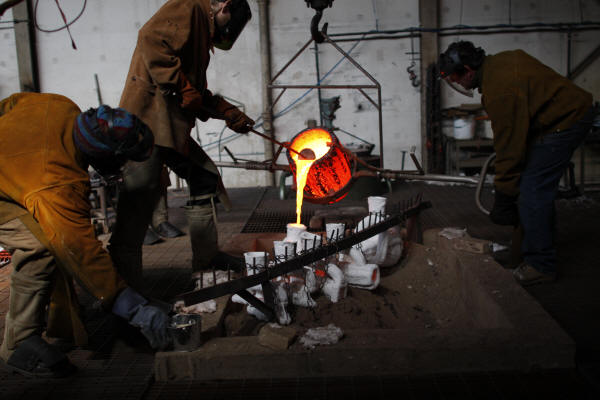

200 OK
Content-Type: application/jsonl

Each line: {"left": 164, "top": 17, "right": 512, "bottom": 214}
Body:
{"left": 175, "top": 197, "right": 431, "bottom": 319}
{"left": 268, "top": 29, "right": 385, "bottom": 168}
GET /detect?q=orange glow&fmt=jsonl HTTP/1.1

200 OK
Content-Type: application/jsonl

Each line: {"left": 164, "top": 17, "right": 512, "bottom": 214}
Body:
{"left": 288, "top": 128, "right": 354, "bottom": 210}
{"left": 289, "top": 129, "right": 332, "bottom": 224}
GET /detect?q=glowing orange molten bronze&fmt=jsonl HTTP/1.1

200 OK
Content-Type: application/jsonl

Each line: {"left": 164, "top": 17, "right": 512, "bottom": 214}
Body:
{"left": 287, "top": 128, "right": 355, "bottom": 224}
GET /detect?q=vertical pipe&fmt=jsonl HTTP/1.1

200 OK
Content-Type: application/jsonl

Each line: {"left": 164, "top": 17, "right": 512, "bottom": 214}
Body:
{"left": 12, "top": 0, "right": 39, "bottom": 92}
{"left": 377, "top": 86, "right": 384, "bottom": 168}
{"left": 257, "top": 0, "right": 276, "bottom": 186}
{"left": 419, "top": 0, "right": 440, "bottom": 174}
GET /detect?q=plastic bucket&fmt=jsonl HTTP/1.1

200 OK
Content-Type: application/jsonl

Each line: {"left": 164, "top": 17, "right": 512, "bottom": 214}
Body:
{"left": 453, "top": 116, "right": 475, "bottom": 140}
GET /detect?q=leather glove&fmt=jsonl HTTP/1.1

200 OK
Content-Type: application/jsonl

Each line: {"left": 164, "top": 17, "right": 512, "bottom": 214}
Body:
{"left": 112, "top": 287, "right": 171, "bottom": 350}
{"left": 177, "top": 73, "right": 204, "bottom": 111}
{"left": 223, "top": 106, "right": 255, "bottom": 133}
{"left": 489, "top": 188, "right": 519, "bottom": 226}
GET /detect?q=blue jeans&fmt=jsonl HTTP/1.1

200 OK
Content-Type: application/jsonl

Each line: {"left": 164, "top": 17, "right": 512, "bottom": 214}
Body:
{"left": 519, "top": 108, "right": 594, "bottom": 274}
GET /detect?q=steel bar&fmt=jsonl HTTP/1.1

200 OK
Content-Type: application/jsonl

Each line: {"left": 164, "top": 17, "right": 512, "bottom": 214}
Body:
{"left": 213, "top": 161, "right": 291, "bottom": 171}
{"left": 357, "top": 88, "right": 378, "bottom": 109}
{"left": 176, "top": 200, "right": 431, "bottom": 306}
{"left": 237, "top": 290, "right": 275, "bottom": 320}
{"left": 271, "top": 37, "right": 314, "bottom": 83}
{"left": 269, "top": 84, "right": 379, "bottom": 89}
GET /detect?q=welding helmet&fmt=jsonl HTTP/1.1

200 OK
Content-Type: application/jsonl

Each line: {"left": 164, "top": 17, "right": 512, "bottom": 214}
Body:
{"left": 438, "top": 41, "right": 485, "bottom": 98}
{"left": 73, "top": 106, "right": 154, "bottom": 180}
{"left": 213, "top": 0, "right": 252, "bottom": 50}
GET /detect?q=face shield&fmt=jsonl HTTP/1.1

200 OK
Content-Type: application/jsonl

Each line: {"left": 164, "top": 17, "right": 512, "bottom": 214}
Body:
{"left": 438, "top": 50, "right": 474, "bottom": 98}
{"left": 213, "top": 0, "right": 251, "bottom": 50}
{"left": 442, "top": 77, "right": 474, "bottom": 98}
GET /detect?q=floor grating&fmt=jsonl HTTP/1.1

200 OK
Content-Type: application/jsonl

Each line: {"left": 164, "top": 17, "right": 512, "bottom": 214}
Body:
{"left": 241, "top": 210, "right": 315, "bottom": 233}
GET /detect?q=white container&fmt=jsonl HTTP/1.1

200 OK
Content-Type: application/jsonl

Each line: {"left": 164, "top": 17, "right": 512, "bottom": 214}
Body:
{"left": 298, "top": 231, "right": 322, "bottom": 252}
{"left": 273, "top": 240, "right": 296, "bottom": 261}
{"left": 342, "top": 262, "right": 380, "bottom": 290}
{"left": 285, "top": 223, "right": 307, "bottom": 242}
{"left": 244, "top": 251, "right": 268, "bottom": 275}
{"left": 453, "top": 116, "right": 475, "bottom": 140}
{"left": 322, "top": 264, "right": 347, "bottom": 303}
{"left": 480, "top": 119, "right": 493, "bottom": 139}
{"left": 367, "top": 196, "right": 387, "bottom": 214}
{"left": 325, "top": 222, "right": 345, "bottom": 242}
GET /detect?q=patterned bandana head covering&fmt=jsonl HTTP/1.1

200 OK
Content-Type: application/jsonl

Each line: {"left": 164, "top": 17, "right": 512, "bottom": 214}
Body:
{"left": 73, "top": 105, "right": 153, "bottom": 162}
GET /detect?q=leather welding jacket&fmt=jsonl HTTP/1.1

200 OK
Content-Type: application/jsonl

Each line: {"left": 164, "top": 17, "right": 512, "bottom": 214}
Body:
{"left": 119, "top": 0, "right": 230, "bottom": 208}
{"left": 0, "top": 93, "right": 127, "bottom": 307}
{"left": 479, "top": 50, "right": 593, "bottom": 196}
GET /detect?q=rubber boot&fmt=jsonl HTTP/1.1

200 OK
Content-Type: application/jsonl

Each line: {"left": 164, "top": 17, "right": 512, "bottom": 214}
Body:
{"left": 184, "top": 203, "right": 219, "bottom": 274}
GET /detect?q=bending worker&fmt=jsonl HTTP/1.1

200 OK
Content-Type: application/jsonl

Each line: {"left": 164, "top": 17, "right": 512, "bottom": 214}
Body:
{"left": 0, "top": 93, "right": 170, "bottom": 378}
{"left": 110, "top": 0, "right": 254, "bottom": 288}
{"left": 439, "top": 41, "right": 595, "bottom": 286}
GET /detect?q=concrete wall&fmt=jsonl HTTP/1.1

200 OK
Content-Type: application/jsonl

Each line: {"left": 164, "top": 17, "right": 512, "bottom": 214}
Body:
{"left": 0, "top": 0, "right": 598, "bottom": 188}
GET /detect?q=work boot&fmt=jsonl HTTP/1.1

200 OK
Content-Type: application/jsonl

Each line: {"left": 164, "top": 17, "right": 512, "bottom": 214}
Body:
{"left": 513, "top": 263, "right": 556, "bottom": 286}
{"left": 143, "top": 227, "right": 163, "bottom": 245}
{"left": 153, "top": 221, "right": 185, "bottom": 238}
{"left": 3, "top": 335, "right": 76, "bottom": 378}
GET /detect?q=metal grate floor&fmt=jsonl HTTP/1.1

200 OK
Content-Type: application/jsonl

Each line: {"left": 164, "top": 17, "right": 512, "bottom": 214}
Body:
{"left": 241, "top": 210, "right": 315, "bottom": 233}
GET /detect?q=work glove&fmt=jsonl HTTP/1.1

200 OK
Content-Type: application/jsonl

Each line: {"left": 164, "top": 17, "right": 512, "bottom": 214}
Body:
{"left": 222, "top": 105, "right": 255, "bottom": 133}
{"left": 112, "top": 287, "right": 171, "bottom": 350}
{"left": 177, "top": 72, "right": 204, "bottom": 111}
{"left": 489, "top": 188, "right": 519, "bottom": 226}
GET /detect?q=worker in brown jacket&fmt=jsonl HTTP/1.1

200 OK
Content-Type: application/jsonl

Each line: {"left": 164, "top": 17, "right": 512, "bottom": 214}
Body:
{"left": 439, "top": 41, "right": 595, "bottom": 285}
{"left": 110, "top": 0, "right": 254, "bottom": 289}
{"left": 0, "top": 93, "right": 170, "bottom": 378}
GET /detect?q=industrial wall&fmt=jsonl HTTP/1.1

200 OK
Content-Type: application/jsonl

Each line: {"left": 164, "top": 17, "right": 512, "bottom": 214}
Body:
{"left": 0, "top": 0, "right": 598, "bottom": 188}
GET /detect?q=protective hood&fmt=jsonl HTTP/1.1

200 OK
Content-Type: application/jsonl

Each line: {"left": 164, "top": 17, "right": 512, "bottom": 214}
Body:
{"left": 213, "top": 0, "right": 251, "bottom": 50}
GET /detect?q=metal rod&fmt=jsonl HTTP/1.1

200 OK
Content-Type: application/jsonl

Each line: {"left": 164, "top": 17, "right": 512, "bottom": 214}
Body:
{"left": 357, "top": 88, "right": 378, "bottom": 108}
{"left": 269, "top": 84, "right": 379, "bottom": 89}
{"left": 237, "top": 290, "right": 275, "bottom": 321}
{"left": 270, "top": 37, "right": 314, "bottom": 83}
{"left": 271, "top": 88, "right": 287, "bottom": 109}
{"left": 314, "top": 41, "right": 323, "bottom": 126}
{"left": 250, "top": 128, "right": 304, "bottom": 158}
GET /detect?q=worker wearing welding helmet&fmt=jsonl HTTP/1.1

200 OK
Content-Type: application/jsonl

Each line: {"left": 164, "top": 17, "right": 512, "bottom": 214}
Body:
{"left": 0, "top": 93, "right": 172, "bottom": 378}
{"left": 111, "top": 0, "right": 254, "bottom": 289}
{"left": 438, "top": 41, "right": 595, "bottom": 285}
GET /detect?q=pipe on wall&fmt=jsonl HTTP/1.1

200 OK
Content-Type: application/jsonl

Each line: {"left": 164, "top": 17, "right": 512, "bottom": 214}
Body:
{"left": 257, "top": 0, "right": 276, "bottom": 186}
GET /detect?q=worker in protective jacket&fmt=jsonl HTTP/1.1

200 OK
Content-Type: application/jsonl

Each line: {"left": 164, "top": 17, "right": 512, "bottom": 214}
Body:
{"left": 110, "top": 0, "right": 254, "bottom": 289}
{"left": 439, "top": 41, "right": 595, "bottom": 286}
{"left": 0, "top": 93, "right": 170, "bottom": 378}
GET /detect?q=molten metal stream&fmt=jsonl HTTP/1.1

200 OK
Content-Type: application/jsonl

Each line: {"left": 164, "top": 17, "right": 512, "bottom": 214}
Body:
{"left": 294, "top": 158, "right": 315, "bottom": 224}
{"left": 289, "top": 129, "right": 333, "bottom": 224}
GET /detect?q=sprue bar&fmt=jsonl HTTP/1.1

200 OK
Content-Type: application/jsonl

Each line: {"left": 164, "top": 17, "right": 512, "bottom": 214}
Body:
{"left": 175, "top": 197, "right": 431, "bottom": 318}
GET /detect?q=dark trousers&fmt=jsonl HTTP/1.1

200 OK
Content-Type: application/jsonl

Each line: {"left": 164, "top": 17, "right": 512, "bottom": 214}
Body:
{"left": 519, "top": 108, "right": 594, "bottom": 273}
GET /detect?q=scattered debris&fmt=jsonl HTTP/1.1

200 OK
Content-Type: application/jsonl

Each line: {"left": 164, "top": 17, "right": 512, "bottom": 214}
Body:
{"left": 174, "top": 299, "right": 217, "bottom": 314}
{"left": 258, "top": 323, "right": 297, "bottom": 350}
{"left": 438, "top": 227, "right": 467, "bottom": 240}
{"left": 492, "top": 243, "right": 509, "bottom": 252}
{"left": 299, "top": 324, "right": 344, "bottom": 349}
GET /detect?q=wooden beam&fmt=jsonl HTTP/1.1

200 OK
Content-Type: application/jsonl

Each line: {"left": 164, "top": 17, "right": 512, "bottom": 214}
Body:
{"left": 12, "top": 0, "right": 39, "bottom": 92}
{"left": 419, "top": 0, "right": 439, "bottom": 173}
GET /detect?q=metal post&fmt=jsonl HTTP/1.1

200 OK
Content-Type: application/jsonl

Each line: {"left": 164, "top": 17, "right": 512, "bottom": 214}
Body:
{"left": 257, "top": 0, "right": 276, "bottom": 186}
{"left": 12, "top": 0, "right": 39, "bottom": 92}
